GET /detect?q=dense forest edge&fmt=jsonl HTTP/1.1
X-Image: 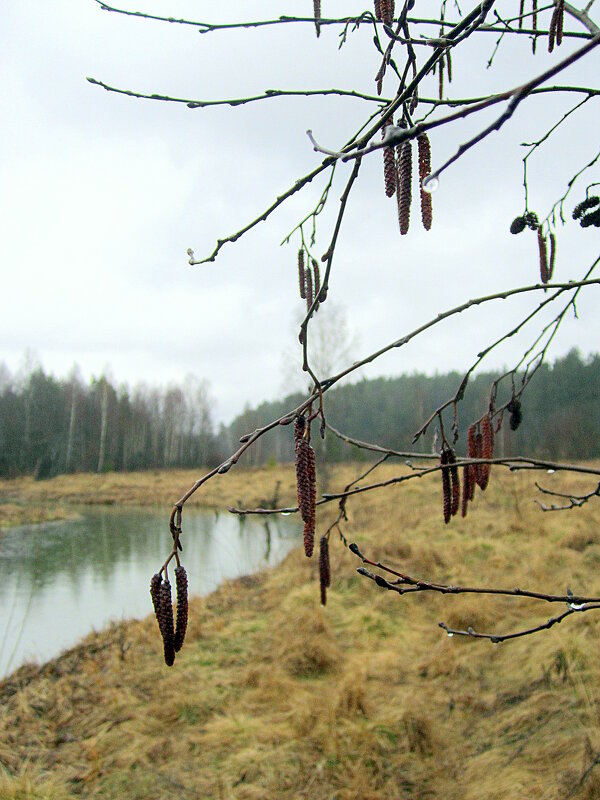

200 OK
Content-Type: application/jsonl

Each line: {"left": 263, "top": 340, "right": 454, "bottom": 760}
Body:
{"left": 1, "top": 348, "right": 598, "bottom": 479}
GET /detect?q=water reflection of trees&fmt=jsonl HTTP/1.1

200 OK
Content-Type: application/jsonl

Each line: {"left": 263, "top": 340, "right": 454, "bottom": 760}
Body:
{"left": 0, "top": 509, "right": 299, "bottom": 600}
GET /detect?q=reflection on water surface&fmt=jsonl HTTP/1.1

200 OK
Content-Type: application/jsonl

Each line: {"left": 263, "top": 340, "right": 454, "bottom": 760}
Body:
{"left": 0, "top": 506, "right": 299, "bottom": 678}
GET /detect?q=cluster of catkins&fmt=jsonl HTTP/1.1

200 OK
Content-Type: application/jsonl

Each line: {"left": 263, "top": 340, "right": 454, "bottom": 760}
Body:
{"left": 382, "top": 120, "right": 433, "bottom": 235}
{"left": 573, "top": 196, "right": 600, "bottom": 229}
{"left": 298, "top": 249, "right": 321, "bottom": 312}
{"left": 442, "top": 413, "right": 497, "bottom": 522}
{"left": 294, "top": 415, "right": 331, "bottom": 605}
{"left": 510, "top": 212, "right": 556, "bottom": 284}
{"left": 150, "top": 564, "right": 188, "bottom": 666}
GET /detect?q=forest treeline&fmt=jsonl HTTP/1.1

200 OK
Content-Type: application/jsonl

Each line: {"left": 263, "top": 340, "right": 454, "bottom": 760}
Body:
{"left": 0, "top": 349, "right": 598, "bottom": 478}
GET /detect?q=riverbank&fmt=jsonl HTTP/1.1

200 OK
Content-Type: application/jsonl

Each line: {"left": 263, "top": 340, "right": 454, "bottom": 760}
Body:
{"left": 1, "top": 463, "right": 600, "bottom": 799}
{"left": 0, "top": 466, "right": 298, "bottom": 528}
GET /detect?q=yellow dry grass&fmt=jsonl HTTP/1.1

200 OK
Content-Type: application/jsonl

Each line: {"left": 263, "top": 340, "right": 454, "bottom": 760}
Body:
{"left": 1, "top": 462, "right": 600, "bottom": 799}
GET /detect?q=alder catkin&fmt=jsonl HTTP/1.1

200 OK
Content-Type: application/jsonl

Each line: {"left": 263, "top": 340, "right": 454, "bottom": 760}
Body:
{"left": 312, "top": 258, "right": 321, "bottom": 310}
{"left": 374, "top": 0, "right": 382, "bottom": 20}
{"left": 305, "top": 263, "right": 314, "bottom": 311}
{"left": 532, "top": 0, "right": 538, "bottom": 54}
{"left": 548, "top": 2, "right": 558, "bottom": 51}
{"left": 474, "top": 432, "right": 485, "bottom": 490}
{"left": 518, "top": 0, "right": 525, "bottom": 28}
{"left": 538, "top": 228, "right": 549, "bottom": 284}
{"left": 556, "top": 0, "right": 564, "bottom": 45}
{"left": 417, "top": 133, "right": 433, "bottom": 231}
{"left": 461, "top": 465, "right": 473, "bottom": 517}
{"left": 174, "top": 565, "right": 188, "bottom": 653}
{"left": 480, "top": 414, "right": 494, "bottom": 491}
{"left": 438, "top": 52, "right": 445, "bottom": 99}
{"left": 295, "top": 432, "right": 316, "bottom": 557}
{"left": 150, "top": 573, "right": 162, "bottom": 623}
{"left": 313, "top": 0, "right": 321, "bottom": 37}
{"left": 549, "top": 232, "right": 556, "bottom": 280}
{"left": 159, "top": 580, "right": 176, "bottom": 667}
{"left": 380, "top": 0, "right": 393, "bottom": 25}
{"left": 448, "top": 449, "right": 460, "bottom": 517}
{"left": 319, "top": 535, "right": 330, "bottom": 606}
{"left": 382, "top": 118, "right": 397, "bottom": 198}
{"left": 440, "top": 449, "right": 451, "bottom": 524}
{"left": 397, "top": 140, "right": 412, "bottom": 236}
{"left": 298, "top": 249, "right": 306, "bottom": 300}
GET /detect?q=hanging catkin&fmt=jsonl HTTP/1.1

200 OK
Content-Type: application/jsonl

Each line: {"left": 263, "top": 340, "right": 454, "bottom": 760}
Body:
{"left": 159, "top": 579, "right": 176, "bottom": 667}
{"left": 150, "top": 573, "right": 162, "bottom": 623}
{"left": 440, "top": 449, "right": 451, "bottom": 524}
{"left": 556, "top": 0, "right": 564, "bottom": 45}
{"left": 305, "top": 263, "right": 314, "bottom": 311}
{"left": 538, "top": 228, "right": 549, "bottom": 284}
{"left": 312, "top": 258, "right": 321, "bottom": 310}
{"left": 448, "top": 449, "right": 460, "bottom": 517}
{"left": 417, "top": 134, "right": 432, "bottom": 230}
{"left": 313, "top": 0, "right": 321, "bottom": 37}
{"left": 480, "top": 414, "right": 494, "bottom": 491}
{"left": 397, "top": 140, "right": 412, "bottom": 235}
{"left": 374, "top": 0, "right": 382, "bottom": 20}
{"left": 319, "top": 535, "right": 331, "bottom": 606}
{"left": 295, "top": 429, "right": 316, "bottom": 557}
{"left": 518, "top": 0, "right": 525, "bottom": 28}
{"left": 532, "top": 0, "right": 538, "bottom": 53}
{"left": 298, "top": 250, "right": 306, "bottom": 300}
{"left": 174, "top": 565, "right": 188, "bottom": 653}
{"left": 380, "top": 0, "right": 393, "bottom": 25}
{"left": 382, "top": 118, "right": 397, "bottom": 198}
{"left": 548, "top": 233, "right": 556, "bottom": 280}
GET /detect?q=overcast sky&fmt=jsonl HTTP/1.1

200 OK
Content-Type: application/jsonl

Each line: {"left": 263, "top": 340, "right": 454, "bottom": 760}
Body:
{"left": 1, "top": 1, "right": 598, "bottom": 422}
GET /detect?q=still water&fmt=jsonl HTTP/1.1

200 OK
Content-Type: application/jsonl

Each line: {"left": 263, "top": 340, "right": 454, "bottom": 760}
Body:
{"left": 0, "top": 507, "right": 300, "bottom": 678}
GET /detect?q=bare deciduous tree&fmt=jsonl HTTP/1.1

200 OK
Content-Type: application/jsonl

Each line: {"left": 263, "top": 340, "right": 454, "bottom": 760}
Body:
{"left": 89, "top": 0, "right": 600, "bottom": 664}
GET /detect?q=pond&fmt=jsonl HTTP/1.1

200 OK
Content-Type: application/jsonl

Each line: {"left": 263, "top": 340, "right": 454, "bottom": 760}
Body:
{"left": 0, "top": 506, "right": 300, "bottom": 678}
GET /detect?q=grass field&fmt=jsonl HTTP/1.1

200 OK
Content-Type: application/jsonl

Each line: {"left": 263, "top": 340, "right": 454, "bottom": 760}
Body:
{"left": 1, "top": 462, "right": 600, "bottom": 798}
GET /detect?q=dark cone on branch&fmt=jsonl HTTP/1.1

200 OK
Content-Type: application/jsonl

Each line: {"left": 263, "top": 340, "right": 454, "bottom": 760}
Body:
{"left": 525, "top": 211, "right": 539, "bottom": 230}
{"left": 508, "top": 398, "right": 523, "bottom": 430}
{"left": 382, "top": 119, "right": 397, "bottom": 198}
{"left": 174, "top": 565, "right": 188, "bottom": 653}
{"left": 319, "top": 535, "right": 330, "bottom": 606}
{"left": 397, "top": 140, "right": 412, "bottom": 236}
{"left": 573, "top": 196, "right": 599, "bottom": 219}
{"left": 158, "top": 580, "right": 176, "bottom": 667}
{"left": 510, "top": 215, "right": 527, "bottom": 234}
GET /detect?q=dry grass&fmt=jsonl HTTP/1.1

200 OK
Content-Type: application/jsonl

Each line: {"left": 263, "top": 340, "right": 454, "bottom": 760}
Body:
{"left": 0, "top": 465, "right": 299, "bottom": 528}
{"left": 1, "top": 462, "right": 600, "bottom": 798}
